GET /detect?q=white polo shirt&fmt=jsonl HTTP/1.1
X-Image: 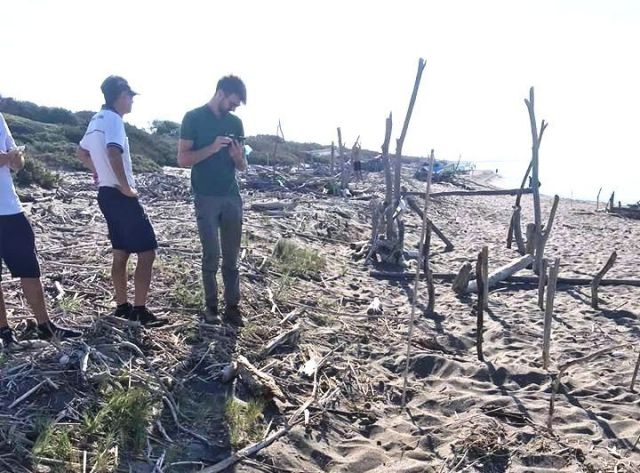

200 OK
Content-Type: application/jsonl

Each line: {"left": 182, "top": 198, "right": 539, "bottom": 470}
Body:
{"left": 79, "top": 108, "right": 135, "bottom": 188}
{"left": 0, "top": 113, "right": 23, "bottom": 216}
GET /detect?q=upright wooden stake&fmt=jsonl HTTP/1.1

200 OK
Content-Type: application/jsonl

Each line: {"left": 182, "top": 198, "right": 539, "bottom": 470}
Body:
{"left": 507, "top": 159, "right": 533, "bottom": 249}
{"left": 330, "top": 141, "right": 335, "bottom": 175}
{"left": 476, "top": 247, "right": 488, "bottom": 361}
{"left": 542, "top": 258, "right": 560, "bottom": 370}
{"left": 524, "top": 87, "right": 548, "bottom": 278}
{"left": 337, "top": 127, "right": 346, "bottom": 189}
{"left": 424, "top": 225, "right": 435, "bottom": 315}
{"left": 591, "top": 251, "right": 617, "bottom": 309}
{"left": 537, "top": 259, "right": 548, "bottom": 310}
{"left": 382, "top": 113, "right": 394, "bottom": 239}
{"left": 525, "top": 223, "right": 536, "bottom": 256}
{"left": 482, "top": 246, "right": 489, "bottom": 310}
{"left": 394, "top": 58, "right": 426, "bottom": 205}
{"left": 401, "top": 153, "right": 434, "bottom": 410}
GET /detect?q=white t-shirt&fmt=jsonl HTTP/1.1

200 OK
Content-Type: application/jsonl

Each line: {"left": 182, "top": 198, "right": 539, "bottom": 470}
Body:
{"left": 79, "top": 108, "right": 135, "bottom": 188}
{"left": 0, "top": 113, "right": 23, "bottom": 216}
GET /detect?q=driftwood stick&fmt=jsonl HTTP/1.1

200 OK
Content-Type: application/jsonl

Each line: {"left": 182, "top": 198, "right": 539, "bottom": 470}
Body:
{"left": 424, "top": 225, "right": 435, "bottom": 315}
{"left": 236, "top": 355, "right": 286, "bottom": 401}
{"left": 542, "top": 258, "right": 561, "bottom": 370}
{"left": 394, "top": 58, "right": 426, "bottom": 205}
{"left": 466, "top": 254, "right": 533, "bottom": 293}
{"left": 548, "top": 343, "right": 630, "bottom": 430}
{"left": 525, "top": 87, "right": 547, "bottom": 279}
{"left": 401, "top": 153, "right": 434, "bottom": 410}
{"left": 404, "top": 188, "right": 533, "bottom": 198}
{"left": 406, "top": 197, "right": 454, "bottom": 251}
{"left": 261, "top": 323, "right": 301, "bottom": 357}
{"left": 482, "top": 246, "right": 489, "bottom": 310}
{"left": 382, "top": 114, "right": 395, "bottom": 239}
{"left": 8, "top": 378, "right": 58, "bottom": 409}
{"left": 596, "top": 187, "right": 602, "bottom": 211}
{"left": 475, "top": 248, "right": 487, "bottom": 361}
{"left": 452, "top": 263, "right": 472, "bottom": 294}
{"left": 591, "top": 251, "right": 617, "bottom": 309}
{"left": 537, "top": 195, "right": 560, "bottom": 277}
{"left": 371, "top": 271, "right": 640, "bottom": 287}
{"left": 537, "top": 259, "right": 548, "bottom": 310}
{"left": 525, "top": 223, "right": 536, "bottom": 256}
{"left": 508, "top": 206, "right": 526, "bottom": 254}
{"left": 631, "top": 350, "right": 640, "bottom": 392}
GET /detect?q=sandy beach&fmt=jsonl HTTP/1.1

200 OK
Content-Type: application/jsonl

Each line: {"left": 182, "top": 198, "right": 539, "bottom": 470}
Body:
{"left": 1, "top": 165, "right": 638, "bottom": 472}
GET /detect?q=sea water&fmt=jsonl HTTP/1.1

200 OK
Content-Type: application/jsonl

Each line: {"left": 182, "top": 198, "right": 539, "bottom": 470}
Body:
{"left": 471, "top": 157, "right": 639, "bottom": 205}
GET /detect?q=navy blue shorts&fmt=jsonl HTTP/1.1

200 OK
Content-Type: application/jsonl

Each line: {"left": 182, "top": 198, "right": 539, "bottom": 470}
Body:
{"left": 97, "top": 187, "right": 158, "bottom": 254}
{"left": 0, "top": 212, "right": 41, "bottom": 279}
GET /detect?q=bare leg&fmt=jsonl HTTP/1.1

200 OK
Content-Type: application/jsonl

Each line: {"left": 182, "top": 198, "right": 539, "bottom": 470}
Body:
{"left": 20, "top": 278, "right": 49, "bottom": 325}
{"left": 134, "top": 250, "right": 155, "bottom": 306}
{"left": 112, "top": 250, "right": 130, "bottom": 305}
{"left": 0, "top": 287, "right": 9, "bottom": 328}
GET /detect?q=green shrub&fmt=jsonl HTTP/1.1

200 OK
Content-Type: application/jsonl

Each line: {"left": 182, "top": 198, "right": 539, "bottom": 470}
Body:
{"left": 15, "top": 159, "right": 60, "bottom": 189}
{"left": 272, "top": 238, "right": 326, "bottom": 278}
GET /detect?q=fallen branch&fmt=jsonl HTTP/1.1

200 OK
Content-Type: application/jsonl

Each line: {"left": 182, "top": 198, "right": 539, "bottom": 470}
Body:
{"left": 237, "top": 355, "right": 286, "bottom": 401}
{"left": 261, "top": 323, "right": 301, "bottom": 357}
{"left": 591, "top": 251, "right": 617, "bottom": 309}
{"left": 403, "top": 188, "right": 533, "bottom": 198}
{"left": 466, "top": 254, "right": 533, "bottom": 293}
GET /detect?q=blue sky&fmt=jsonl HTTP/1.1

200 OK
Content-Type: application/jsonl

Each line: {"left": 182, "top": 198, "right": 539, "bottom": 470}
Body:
{"left": 2, "top": 0, "right": 639, "bottom": 201}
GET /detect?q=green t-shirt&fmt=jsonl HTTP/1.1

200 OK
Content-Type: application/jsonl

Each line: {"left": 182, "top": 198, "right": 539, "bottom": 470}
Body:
{"left": 180, "top": 105, "right": 244, "bottom": 196}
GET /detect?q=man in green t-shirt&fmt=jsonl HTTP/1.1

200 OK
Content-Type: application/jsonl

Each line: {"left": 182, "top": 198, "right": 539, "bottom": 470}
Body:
{"left": 177, "top": 75, "right": 247, "bottom": 326}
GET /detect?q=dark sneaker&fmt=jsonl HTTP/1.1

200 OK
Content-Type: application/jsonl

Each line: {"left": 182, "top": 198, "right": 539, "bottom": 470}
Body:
{"left": 113, "top": 302, "right": 133, "bottom": 319}
{"left": 37, "top": 321, "right": 82, "bottom": 341}
{"left": 0, "top": 327, "right": 20, "bottom": 350}
{"left": 203, "top": 306, "right": 222, "bottom": 325}
{"left": 224, "top": 305, "right": 244, "bottom": 327}
{"left": 130, "top": 306, "right": 167, "bottom": 327}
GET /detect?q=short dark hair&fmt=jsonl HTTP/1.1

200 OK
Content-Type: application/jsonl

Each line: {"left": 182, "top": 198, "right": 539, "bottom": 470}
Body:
{"left": 216, "top": 75, "right": 246, "bottom": 104}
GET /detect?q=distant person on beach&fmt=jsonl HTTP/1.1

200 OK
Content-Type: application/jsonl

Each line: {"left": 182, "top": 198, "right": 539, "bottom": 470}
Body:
{"left": 0, "top": 113, "right": 81, "bottom": 349}
{"left": 76, "top": 76, "right": 165, "bottom": 327}
{"left": 352, "top": 142, "right": 363, "bottom": 181}
{"left": 177, "top": 75, "right": 247, "bottom": 326}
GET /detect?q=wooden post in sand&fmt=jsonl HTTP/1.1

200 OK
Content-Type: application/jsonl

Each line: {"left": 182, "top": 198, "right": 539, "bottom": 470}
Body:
{"left": 631, "top": 350, "right": 640, "bottom": 392}
{"left": 475, "top": 247, "right": 488, "bottom": 361}
{"left": 330, "top": 141, "right": 335, "bottom": 175}
{"left": 525, "top": 223, "right": 536, "bottom": 256}
{"left": 394, "top": 58, "right": 426, "bottom": 206}
{"left": 524, "top": 87, "right": 549, "bottom": 278}
{"left": 337, "top": 127, "right": 346, "bottom": 189}
{"left": 401, "top": 153, "right": 434, "bottom": 410}
{"left": 382, "top": 114, "right": 394, "bottom": 239}
{"left": 591, "top": 251, "right": 617, "bottom": 309}
{"left": 542, "top": 258, "right": 561, "bottom": 370}
{"left": 537, "top": 259, "right": 548, "bottom": 310}
{"left": 424, "top": 225, "right": 435, "bottom": 315}
{"left": 507, "top": 159, "right": 533, "bottom": 251}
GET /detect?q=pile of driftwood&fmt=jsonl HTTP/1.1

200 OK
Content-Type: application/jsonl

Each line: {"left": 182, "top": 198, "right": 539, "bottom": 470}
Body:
{"left": 0, "top": 170, "right": 396, "bottom": 472}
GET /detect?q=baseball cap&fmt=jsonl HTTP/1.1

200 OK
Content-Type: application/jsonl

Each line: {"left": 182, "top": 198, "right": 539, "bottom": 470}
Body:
{"left": 101, "top": 75, "right": 138, "bottom": 103}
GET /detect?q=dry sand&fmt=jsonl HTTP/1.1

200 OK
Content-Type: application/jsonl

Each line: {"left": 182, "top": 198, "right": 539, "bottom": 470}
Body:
{"left": 0, "top": 166, "right": 638, "bottom": 473}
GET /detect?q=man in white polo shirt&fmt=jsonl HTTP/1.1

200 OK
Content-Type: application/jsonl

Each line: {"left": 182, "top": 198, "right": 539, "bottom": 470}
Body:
{"left": 0, "top": 113, "right": 81, "bottom": 349}
{"left": 77, "top": 76, "right": 164, "bottom": 326}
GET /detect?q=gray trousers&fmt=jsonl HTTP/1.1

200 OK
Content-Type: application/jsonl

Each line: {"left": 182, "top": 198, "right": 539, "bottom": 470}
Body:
{"left": 194, "top": 194, "right": 243, "bottom": 309}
